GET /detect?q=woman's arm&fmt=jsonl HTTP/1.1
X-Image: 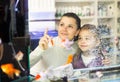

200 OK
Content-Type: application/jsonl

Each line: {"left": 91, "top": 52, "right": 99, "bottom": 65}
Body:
{"left": 29, "top": 46, "right": 45, "bottom": 67}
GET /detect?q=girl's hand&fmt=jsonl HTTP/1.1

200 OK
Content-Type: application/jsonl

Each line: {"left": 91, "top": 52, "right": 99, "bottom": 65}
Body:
{"left": 102, "top": 57, "right": 111, "bottom": 66}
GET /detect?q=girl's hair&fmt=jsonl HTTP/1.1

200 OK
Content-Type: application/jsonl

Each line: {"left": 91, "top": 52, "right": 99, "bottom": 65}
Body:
{"left": 61, "top": 12, "right": 81, "bottom": 30}
{"left": 80, "top": 24, "right": 100, "bottom": 39}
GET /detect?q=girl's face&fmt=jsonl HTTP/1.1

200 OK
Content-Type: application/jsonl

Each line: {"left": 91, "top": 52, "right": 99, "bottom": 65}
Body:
{"left": 78, "top": 30, "right": 99, "bottom": 52}
{"left": 58, "top": 16, "right": 79, "bottom": 41}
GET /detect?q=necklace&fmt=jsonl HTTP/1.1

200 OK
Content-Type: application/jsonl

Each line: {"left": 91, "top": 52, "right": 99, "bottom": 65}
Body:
{"left": 0, "top": 44, "right": 3, "bottom": 60}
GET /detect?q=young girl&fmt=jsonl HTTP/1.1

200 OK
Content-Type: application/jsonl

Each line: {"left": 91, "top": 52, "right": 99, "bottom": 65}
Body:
{"left": 72, "top": 24, "right": 104, "bottom": 69}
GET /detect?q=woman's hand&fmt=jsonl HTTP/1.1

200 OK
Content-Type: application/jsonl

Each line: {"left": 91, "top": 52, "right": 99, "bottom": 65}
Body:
{"left": 39, "top": 28, "right": 51, "bottom": 50}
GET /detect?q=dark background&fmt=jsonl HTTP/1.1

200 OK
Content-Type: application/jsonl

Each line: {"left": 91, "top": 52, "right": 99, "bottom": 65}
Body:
{"left": 0, "top": 0, "right": 29, "bottom": 82}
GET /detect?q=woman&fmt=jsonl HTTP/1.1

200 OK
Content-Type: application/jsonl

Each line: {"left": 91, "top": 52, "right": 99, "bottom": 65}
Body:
{"left": 30, "top": 12, "right": 81, "bottom": 77}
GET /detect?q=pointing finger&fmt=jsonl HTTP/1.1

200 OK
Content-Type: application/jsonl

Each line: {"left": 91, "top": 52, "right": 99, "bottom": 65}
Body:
{"left": 44, "top": 28, "right": 48, "bottom": 36}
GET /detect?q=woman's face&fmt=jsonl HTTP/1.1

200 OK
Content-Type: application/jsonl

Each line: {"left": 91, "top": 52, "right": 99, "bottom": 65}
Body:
{"left": 58, "top": 16, "right": 78, "bottom": 41}
{"left": 78, "top": 30, "right": 99, "bottom": 52}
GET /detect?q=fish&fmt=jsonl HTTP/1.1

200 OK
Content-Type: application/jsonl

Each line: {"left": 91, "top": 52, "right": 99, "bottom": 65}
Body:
{"left": 1, "top": 63, "right": 21, "bottom": 79}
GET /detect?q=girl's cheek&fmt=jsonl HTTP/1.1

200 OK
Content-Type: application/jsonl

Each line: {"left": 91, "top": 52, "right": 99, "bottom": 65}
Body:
{"left": 78, "top": 41, "right": 81, "bottom": 46}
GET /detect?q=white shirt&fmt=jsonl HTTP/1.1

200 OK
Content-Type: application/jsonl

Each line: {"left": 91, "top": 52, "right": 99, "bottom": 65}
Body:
{"left": 81, "top": 54, "right": 95, "bottom": 66}
{"left": 30, "top": 36, "right": 79, "bottom": 76}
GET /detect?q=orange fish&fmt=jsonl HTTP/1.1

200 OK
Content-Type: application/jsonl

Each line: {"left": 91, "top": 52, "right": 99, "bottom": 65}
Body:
{"left": 65, "top": 54, "right": 73, "bottom": 64}
{"left": 1, "top": 63, "right": 21, "bottom": 79}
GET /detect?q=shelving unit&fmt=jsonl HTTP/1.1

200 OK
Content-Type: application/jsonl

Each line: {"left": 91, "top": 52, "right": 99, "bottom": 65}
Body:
{"left": 55, "top": 0, "right": 120, "bottom": 81}
{"left": 55, "top": 0, "right": 96, "bottom": 25}
{"left": 117, "top": 1, "right": 120, "bottom": 34}
{"left": 55, "top": 0, "right": 116, "bottom": 27}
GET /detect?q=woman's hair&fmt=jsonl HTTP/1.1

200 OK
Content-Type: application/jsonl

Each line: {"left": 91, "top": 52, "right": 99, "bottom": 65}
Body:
{"left": 80, "top": 24, "right": 100, "bottom": 40}
{"left": 61, "top": 12, "right": 81, "bottom": 30}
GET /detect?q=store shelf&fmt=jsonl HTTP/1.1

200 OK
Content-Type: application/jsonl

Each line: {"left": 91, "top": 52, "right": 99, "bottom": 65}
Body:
{"left": 56, "top": 0, "right": 94, "bottom": 3}
{"left": 98, "top": 0, "right": 114, "bottom": 2}
{"left": 98, "top": 16, "right": 115, "bottom": 19}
